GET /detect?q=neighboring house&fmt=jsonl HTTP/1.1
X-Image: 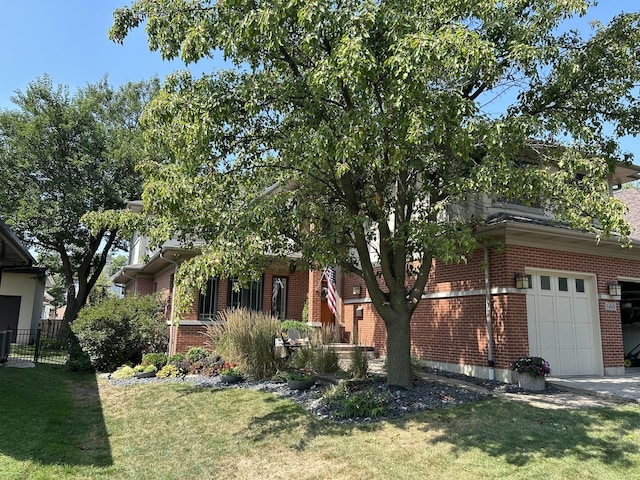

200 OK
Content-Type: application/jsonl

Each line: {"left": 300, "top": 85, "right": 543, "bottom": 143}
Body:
{"left": 114, "top": 203, "right": 309, "bottom": 354}
{"left": 117, "top": 163, "right": 640, "bottom": 381}
{"left": 0, "top": 220, "right": 47, "bottom": 336}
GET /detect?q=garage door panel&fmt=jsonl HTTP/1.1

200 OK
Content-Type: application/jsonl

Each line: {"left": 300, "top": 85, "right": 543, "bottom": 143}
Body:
{"left": 539, "top": 323, "right": 557, "bottom": 349}
{"left": 576, "top": 349, "right": 596, "bottom": 375}
{"left": 558, "top": 350, "right": 578, "bottom": 375}
{"left": 574, "top": 325, "right": 593, "bottom": 346}
{"left": 538, "top": 297, "right": 554, "bottom": 321}
{"left": 526, "top": 273, "right": 599, "bottom": 376}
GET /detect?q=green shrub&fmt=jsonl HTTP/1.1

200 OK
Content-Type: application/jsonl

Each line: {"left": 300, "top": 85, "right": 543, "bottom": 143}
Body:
{"left": 208, "top": 309, "right": 281, "bottom": 380}
{"left": 157, "top": 364, "right": 180, "bottom": 378}
{"left": 71, "top": 294, "right": 167, "bottom": 372}
{"left": 321, "top": 383, "right": 390, "bottom": 419}
{"left": 65, "top": 332, "right": 94, "bottom": 372}
{"left": 288, "top": 345, "right": 340, "bottom": 374}
{"left": 143, "top": 364, "right": 158, "bottom": 374}
{"left": 142, "top": 352, "right": 167, "bottom": 369}
{"left": 311, "top": 346, "right": 340, "bottom": 374}
{"left": 280, "top": 320, "right": 313, "bottom": 335}
{"left": 349, "top": 347, "right": 369, "bottom": 379}
{"left": 288, "top": 346, "right": 315, "bottom": 369}
{"left": 167, "top": 353, "right": 185, "bottom": 364}
{"left": 112, "top": 365, "right": 136, "bottom": 380}
{"left": 186, "top": 347, "right": 210, "bottom": 363}
{"left": 134, "top": 364, "right": 145, "bottom": 373}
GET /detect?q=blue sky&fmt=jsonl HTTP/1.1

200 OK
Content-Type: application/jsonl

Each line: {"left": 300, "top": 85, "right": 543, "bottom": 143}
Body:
{"left": 0, "top": 1, "right": 637, "bottom": 159}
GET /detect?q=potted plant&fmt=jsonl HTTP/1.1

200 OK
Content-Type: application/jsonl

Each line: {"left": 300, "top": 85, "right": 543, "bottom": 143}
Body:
{"left": 219, "top": 362, "right": 243, "bottom": 384}
{"left": 283, "top": 369, "right": 315, "bottom": 390}
{"left": 510, "top": 356, "right": 550, "bottom": 391}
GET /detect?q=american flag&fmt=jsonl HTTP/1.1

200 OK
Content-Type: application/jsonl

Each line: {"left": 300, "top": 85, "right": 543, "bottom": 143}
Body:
{"left": 326, "top": 266, "right": 337, "bottom": 315}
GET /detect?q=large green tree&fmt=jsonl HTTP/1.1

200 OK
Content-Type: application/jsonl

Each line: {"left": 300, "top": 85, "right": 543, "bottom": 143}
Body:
{"left": 0, "top": 76, "right": 158, "bottom": 326}
{"left": 109, "top": 0, "right": 640, "bottom": 387}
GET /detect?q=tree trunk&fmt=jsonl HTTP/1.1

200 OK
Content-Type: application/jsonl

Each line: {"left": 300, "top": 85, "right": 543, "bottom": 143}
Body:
{"left": 384, "top": 311, "right": 413, "bottom": 388}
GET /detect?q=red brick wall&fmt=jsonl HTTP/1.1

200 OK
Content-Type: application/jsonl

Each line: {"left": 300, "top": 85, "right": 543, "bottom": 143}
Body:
{"left": 340, "top": 243, "right": 640, "bottom": 373}
{"left": 171, "top": 325, "right": 209, "bottom": 354}
{"left": 168, "top": 264, "right": 309, "bottom": 354}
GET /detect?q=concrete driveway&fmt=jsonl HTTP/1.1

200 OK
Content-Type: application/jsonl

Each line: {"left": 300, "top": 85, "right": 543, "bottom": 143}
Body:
{"left": 547, "top": 368, "right": 640, "bottom": 403}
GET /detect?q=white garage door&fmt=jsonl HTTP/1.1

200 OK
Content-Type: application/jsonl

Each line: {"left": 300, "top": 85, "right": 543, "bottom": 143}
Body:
{"left": 526, "top": 272, "right": 602, "bottom": 376}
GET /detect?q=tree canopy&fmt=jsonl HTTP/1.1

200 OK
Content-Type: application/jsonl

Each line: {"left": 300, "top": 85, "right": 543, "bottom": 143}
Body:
{"left": 109, "top": 0, "right": 640, "bottom": 387}
{"left": 0, "top": 76, "right": 159, "bottom": 325}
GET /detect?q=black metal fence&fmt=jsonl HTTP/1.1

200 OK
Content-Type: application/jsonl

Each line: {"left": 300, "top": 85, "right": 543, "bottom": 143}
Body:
{"left": 3, "top": 319, "right": 69, "bottom": 365}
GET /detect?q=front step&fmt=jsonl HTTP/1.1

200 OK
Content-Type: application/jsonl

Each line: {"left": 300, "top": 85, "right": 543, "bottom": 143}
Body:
{"left": 324, "top": 344, "right": 376, "bottom": 360}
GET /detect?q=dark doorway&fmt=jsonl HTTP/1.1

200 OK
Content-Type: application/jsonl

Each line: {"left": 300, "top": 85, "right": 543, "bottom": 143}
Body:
{"left": 620, "top": 282, "right": 640, "bottom": 365}
{"left": 0, "top": 295, "right": 21, "bottom": 334}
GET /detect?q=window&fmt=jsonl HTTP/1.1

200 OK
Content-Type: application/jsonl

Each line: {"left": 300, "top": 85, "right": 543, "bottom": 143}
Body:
{"left": 575, "top": 278, "right": 585, "bottom": 293}
{"left": 540, "top": 275, "right": 551, "bottom": 290}
{"left": 198, "top": 277, "right": 219, "bottom": 320}
{"left": 227, "top": 276, "right": 264, "bottom": 311}
{"left": 271, "top": 277, "right": 288, "bottom": 320}
{"left": 558, "top": 277, "right": 568, "bottom": 292}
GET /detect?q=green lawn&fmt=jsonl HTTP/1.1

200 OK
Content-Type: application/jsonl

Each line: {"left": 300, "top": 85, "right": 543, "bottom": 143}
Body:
{"left": 1, "top": 365, "right": 639, "bottom": 479}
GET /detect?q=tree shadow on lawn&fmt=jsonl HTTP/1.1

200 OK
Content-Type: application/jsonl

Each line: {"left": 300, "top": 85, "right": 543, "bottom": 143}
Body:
{"left": 0, "top": 365, "right": 112, "bottom": 468}
{"left": 418, "top": 398, "right": 640, "bottom": 468}
{"left": 172, "top": 383, "right": 378, "bottom": 451}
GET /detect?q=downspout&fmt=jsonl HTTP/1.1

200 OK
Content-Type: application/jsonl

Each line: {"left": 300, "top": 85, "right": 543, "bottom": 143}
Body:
{"left": 483, "top": 246, "right": 495, "bottom": 381}
{"left": 160, "top": 250, "right": 179, "bottom": 355}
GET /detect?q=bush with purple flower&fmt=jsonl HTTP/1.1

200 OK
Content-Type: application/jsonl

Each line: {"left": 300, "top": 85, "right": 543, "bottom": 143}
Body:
{"left": 510, "top": 356, "right": 551, "bottom": 377}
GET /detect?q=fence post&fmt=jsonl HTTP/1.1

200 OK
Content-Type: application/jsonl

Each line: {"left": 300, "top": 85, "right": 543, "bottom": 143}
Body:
{"left": 34, "top": 327, "right": 42, "bottom": 364}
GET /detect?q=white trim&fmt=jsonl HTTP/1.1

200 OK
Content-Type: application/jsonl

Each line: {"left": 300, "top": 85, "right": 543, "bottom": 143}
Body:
{"left": 343, "top": 288, "right": 525, "bottom": 305}
{"left": 172, "top": 320, "right": 224, "bottom": 327}
{"left": 617, "top": 276, "right": 640, "bottom": 283}
{"left": 597, "top": 294, "right": 621, "bottom": 301}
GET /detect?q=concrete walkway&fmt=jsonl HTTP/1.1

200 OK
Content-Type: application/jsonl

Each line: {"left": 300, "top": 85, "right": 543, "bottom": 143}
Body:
{"left": 1, "top": 358, "right": 35, "bottom": 368}
{"left": 548, "top": 369, "right": 640, "bottom": 404}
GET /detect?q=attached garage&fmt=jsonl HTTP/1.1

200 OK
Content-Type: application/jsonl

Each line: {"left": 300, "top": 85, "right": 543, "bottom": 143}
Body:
{"left": 526, "top": 271, "right": 603, "bottom": 376}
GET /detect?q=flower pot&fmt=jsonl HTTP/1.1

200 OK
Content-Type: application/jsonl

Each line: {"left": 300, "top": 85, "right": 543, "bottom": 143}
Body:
{"left": 287, "top": 379, "right": 314, "bottom": 390}
{"left": 220, "top": 374, "right": 242, "bottom": 384}
{"left": 516, "top": 373, "right": 546, "bottom": 391}
{"left": 134, "top": 371, "right": 157, "bottom": 379}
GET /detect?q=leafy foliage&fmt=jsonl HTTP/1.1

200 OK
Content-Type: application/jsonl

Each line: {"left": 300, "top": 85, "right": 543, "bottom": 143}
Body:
{"left": 142, "top": 352, "right": 168, "bottom": 370}
{"left": 71, "top": 294, "right": 167, "bottom": 372}
{"left": 0, "top": 75, "right": 159, "bottom": 325}
{"left": 167, "top": 353, "right": 186, "bottom": 364}
{"left": 156, "top": 364, "right": 180, "bottom": 378}
{"left": 321, "top": 383, "right": 390, "bottom": 419}
{"left": 109, "top": 1, "right": 640, "bottom": 386}
{"left": 186, "top": 347, "right": 210, "bottom": 363}
{"left": 511, "top": 356, "right": 551, "bottom": 377}
{"left": 112, "top": 365, "right": 136, "bottom": 380}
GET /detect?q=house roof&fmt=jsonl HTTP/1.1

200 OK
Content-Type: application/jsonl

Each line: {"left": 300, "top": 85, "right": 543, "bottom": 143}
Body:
{"left": 0, "top": 220, "right": 35, "bottom": 268}
{"left": 478, "top": 211, "right": 640, "bottom": 260}
{"left": 112, "top": 245, "right": 201, "bottom": 284}
{"left": 614, "top": 188, "right": 640, "bottom": 241}
{"left": 611, "top": 163, "right": 640, "bottom": 186}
